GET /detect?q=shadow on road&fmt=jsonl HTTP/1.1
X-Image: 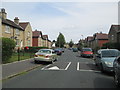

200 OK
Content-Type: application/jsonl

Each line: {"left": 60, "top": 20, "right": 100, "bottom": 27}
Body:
{"left": 93, "top": 76, "right": 115, "bottom": 88}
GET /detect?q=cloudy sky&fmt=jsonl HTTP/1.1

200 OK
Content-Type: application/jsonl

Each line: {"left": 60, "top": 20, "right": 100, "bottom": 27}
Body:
{"left": 1, "top": 0, "right": 119, "bottom": 43}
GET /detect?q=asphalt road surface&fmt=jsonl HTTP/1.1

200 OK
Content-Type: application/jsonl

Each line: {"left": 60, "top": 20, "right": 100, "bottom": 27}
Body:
{"left": 2, "top": 49, "right": 116, "bottom": 88}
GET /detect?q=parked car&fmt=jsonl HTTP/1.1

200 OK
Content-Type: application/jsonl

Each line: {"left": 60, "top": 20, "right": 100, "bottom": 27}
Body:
{"left": 94, "top": 49, "right": 120, "bottom": 72}
{"left": 54, "top": 48, "right": 63, "bottom": 55}
{"left": 113, "top": 56, "right": 120, "bottom": 87}
{"left": 68, "top": 48, "right": 72, "bottom": 50}
{"left": 57, "top": 48, "right": 64, "bottom": 53}
{"left": 81, "top": 48, "right": 93, "bottom": 57}
{"left": 34, "top": 49, "right": 58, "bottom": 63}
{"left": 72, "top": 48, "right": 78, "bottom": 52}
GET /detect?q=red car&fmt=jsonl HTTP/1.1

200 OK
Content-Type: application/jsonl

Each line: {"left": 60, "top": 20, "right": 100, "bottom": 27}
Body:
{"left": 81, "top": 48, "right": 93, "bottom": 57}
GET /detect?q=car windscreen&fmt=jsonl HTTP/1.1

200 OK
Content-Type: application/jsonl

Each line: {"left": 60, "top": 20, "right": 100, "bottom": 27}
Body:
{"left": 38, "top": 50, "right": 51, "bottom": 54}
{"left": 83, "top": 48, "right": 92, "bottom": 51}
{"left": 101, "top": 50, "right": 119, "bottom": 57}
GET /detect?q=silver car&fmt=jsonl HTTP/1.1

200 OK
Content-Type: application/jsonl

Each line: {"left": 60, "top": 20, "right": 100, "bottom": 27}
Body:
{"left": 113, "top": 56, "right": 120, "bottom": 87}
{"left": 94, "top": 49, "right": 120, "bottom": 72}
{"left": 34, "top": 49, "right": 58, "bottom": 63}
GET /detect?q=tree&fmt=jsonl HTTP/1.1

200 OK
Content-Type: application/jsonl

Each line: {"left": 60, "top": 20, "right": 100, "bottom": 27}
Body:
{"left": 2, "top": 37, "right": 16, "bottom": 63}
{"left": 56, "top": 32, "right": 66, "bottom": 48}
{"left": 69, "top": 39, "right": 74, "bottom": 47}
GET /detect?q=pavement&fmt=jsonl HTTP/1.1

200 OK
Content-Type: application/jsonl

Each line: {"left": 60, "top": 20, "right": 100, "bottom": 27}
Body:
{"left": 2, "top": 58, "right": 43, "bottom": 80}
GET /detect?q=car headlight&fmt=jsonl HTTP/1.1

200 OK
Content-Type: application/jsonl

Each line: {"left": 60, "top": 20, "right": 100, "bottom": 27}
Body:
{"left": 104, "top": 61, "right": 113, "bottom": 66}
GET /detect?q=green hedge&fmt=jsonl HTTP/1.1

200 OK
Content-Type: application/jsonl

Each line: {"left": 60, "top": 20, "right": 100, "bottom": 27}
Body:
{"left": 24, "top": 46, "right": 48, "bottom": 53}
{"left": 102, "top": 42, "right": 120, "bottom": 50}
{"left": 2, "top": 37, "right": 16, "bottom": 62}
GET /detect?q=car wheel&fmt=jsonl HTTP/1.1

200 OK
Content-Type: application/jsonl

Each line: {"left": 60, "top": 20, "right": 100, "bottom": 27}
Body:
{"left": 95, "top": 63, "right": 98, "bottom": 66}
{"left": 34, "top": 60, "right": 37, "bottom": 64}
{"left": 100, "top": 64, "right": 104, "bottom": 73}
{"left": 54, "top": 58, "right": 58, "bottom": 61}
{"left": 114, "top": 73, "right": 120, "bottom": 87}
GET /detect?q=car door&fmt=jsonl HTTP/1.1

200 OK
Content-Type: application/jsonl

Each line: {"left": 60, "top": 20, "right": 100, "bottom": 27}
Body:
{"left": 116, "top": 57, "right": 120, "bottom": 77}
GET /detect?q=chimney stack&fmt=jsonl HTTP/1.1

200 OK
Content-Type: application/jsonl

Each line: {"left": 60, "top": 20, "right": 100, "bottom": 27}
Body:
{"left": 14, "top": 17, "right": 19, "bottom": 25}
{"left": 0, "top": 8, "right": 7, "bottom": 19}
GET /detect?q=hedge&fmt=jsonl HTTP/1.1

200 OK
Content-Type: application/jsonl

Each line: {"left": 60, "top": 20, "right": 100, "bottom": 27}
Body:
{"left": 102, "top": 42, "right": 120, "bottom": 50}
{"left": 24, "top": 46, "right": 48, "bottom": 53}
{"left": 2, "top": 37, "right": 16, "bottom": 62}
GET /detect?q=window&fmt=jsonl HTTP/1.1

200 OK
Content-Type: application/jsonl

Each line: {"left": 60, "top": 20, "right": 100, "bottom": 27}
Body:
{"left": 5, "top": 26, "right": 11, "bottom": 33}
{"left": 16, "top": 29, "right": 20, "bottom": 35}
{"left": 16, "top": 39, "right": 19, "bottom": 46}
{"left": 28, "top": 32, "right": 30, "bottom": 37}
{"left": 111, "top": 35, "right": 114, "bottom": 41}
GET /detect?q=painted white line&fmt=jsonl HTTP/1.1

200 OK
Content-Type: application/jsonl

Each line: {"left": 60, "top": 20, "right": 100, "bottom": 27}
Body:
{"left": 41, "top": 64, "right": 52, "bottom": 70}
{"left": 65, "top": 62, "right": 71, "bottom": 70}
{"left": 42, "top": 69, "right": 65, "bottom": 71}
{"left": 77, "top": 62, "right": 79, "bottom": 71}
{"left": 79, "top": 69, "right": 101, "bottom": 73}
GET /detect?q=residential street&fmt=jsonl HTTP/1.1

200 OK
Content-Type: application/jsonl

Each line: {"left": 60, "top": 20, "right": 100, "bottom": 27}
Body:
{"left": 3, "top": 49, "right": 116, "bottom": 88}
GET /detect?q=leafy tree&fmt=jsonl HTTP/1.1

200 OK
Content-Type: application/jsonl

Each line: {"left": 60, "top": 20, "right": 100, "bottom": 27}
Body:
{"left": 69, "top": 39, "right": 74, "bottom": 47}
{"left": 56, "top": 32, "right": 66, "bottom": 48}
{"left": 2, "top": 37, "right": 16, "bottom": 63}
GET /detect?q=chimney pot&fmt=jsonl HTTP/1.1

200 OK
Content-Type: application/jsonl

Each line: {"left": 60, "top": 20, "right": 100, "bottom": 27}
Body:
{"left": 1, "top": 8, "right": 7, "bottom": 19}
{"left": 14, "top": 17, "right": 19, "bottom": 24}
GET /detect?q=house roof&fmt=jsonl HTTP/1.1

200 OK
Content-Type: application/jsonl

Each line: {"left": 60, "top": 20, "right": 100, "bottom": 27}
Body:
{"left": 111, "top": 25, "right": 120, "bottom": 32}
{"left": 94, "top": 33, "right": 108, "bottom": 40}
{"left": 87, "top": 36, "right": 93, "bottom": 41}
{"left": 19, "top": 22, "right": 29, "bottom": 30}
{"left": 42, "top": 35, "right": 48, "bottom": 40}
{"left": 32, "top": 30, "right": 42, "bottom": 38}
{"left": 2, "top": 18, "right": 24, "bottom": 30}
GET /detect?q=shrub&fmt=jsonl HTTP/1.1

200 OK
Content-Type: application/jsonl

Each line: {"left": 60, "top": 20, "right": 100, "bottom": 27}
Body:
{"left": 102, "top": 42, "right": 120, "bottom": 50}
{"left": 2, "top": 37, "right": 16, "bottom": 62}
{"left": 24, "top": 46, "right": 48, "bottom": 53}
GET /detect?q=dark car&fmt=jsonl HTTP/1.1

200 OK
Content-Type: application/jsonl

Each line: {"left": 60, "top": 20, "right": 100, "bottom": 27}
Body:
{"left": 57, "top": 48, "right": 64, "bottom": 53}
{"left": 72, "top": 48, "right": 78, "bottom": 52}
{"left": 113, "top": 56, "right": 120, "bottom": 87}
{"left": 54, "top": 49, "right": 62, "bottom": 55}
{"left": 81, "top": 48, "right": 93, "bottom": 57}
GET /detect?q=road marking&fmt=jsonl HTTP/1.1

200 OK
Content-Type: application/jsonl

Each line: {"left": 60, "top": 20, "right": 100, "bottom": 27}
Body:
{"left": 48, "top": 66, "right": 59, "bottom": 70}
{"left": 77, "top": 62, "right": 79, "bottom": 71}
{"left": 41, "top": 64, "right": 52, "bottom": 70}
{"left": 65, "top": 62, "right": 71, "bottom": 70}
{"left": 41, "top": 62, "right": 71, "bottom": 71}
{"left": 79, "top": 69, "right": 101, "bottom": 73}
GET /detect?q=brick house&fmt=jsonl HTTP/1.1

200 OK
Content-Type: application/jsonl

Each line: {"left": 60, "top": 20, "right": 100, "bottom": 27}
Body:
{"left": 32, "top": 30, "right": 52, "bottom": 48}
{"left": 91, "top": 32, "right": 109, "bottom": 49}
{"left": 32, "top": 30, "right": 43, "bottom": 47}
{"left": 1, "top": 8, "right": 24, "bottom": 49}
{"left": 108, "top": 25, "right": 120, "bottom": 43}
{"left": 86, "top": 36, "right": 93, "bottom": 47}
{"left": 117, "top": 31, "right": 120, "bottom": 43}
{"left": 42, "top": 35, "right": 48, "bottom": 47}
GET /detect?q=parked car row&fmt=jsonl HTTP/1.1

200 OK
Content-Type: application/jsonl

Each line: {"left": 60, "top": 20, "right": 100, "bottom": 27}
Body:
{"left": 94, "top": 49, "right": 120, "bottom": 87}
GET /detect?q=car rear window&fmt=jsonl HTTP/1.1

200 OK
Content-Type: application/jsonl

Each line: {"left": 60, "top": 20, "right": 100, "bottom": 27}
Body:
{"left": 82, "top": 48, "right": 92, "bottom": 51}
{"left": 38, "top": 50, "right": 51, "bottom": 54}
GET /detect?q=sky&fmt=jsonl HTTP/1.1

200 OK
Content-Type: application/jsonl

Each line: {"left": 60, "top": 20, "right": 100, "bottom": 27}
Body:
{"left": 0, "top": 0, "right": 119, "bottom": 43}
